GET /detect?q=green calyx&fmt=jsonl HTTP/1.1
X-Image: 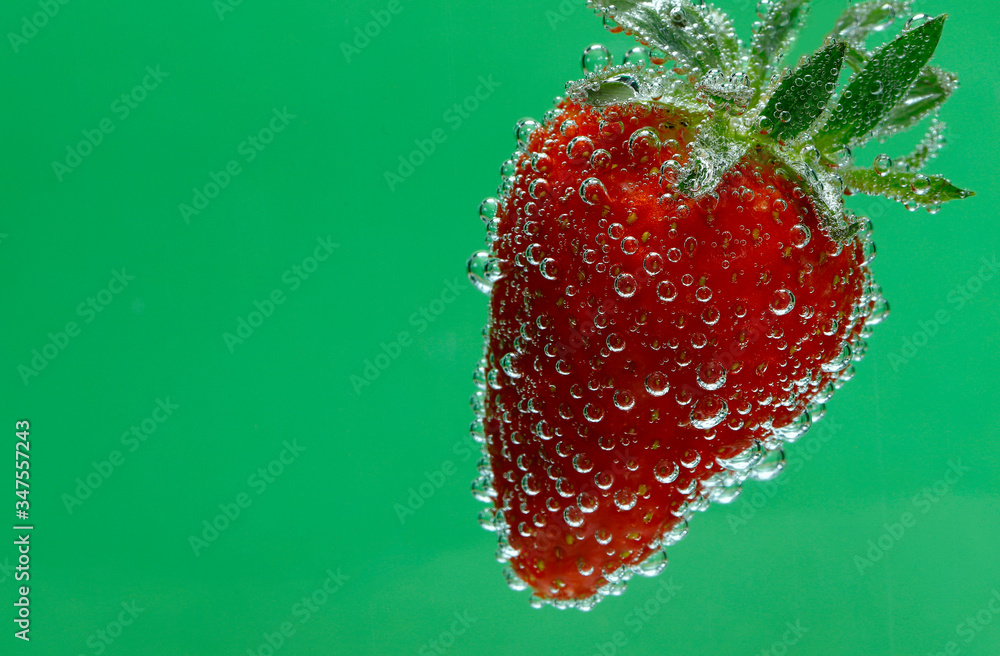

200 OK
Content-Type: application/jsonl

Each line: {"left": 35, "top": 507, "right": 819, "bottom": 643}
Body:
{"left": 585, "top": 0, "right": 974, "bottom": 239}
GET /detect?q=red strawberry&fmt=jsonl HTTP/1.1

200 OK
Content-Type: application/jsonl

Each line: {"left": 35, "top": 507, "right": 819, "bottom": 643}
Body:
{"left": 467, "top": 0, "right": 971, "bottom": 609}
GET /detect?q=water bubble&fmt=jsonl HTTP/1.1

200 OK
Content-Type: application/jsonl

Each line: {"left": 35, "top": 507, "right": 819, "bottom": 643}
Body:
{"left": 620, "top": 236, "right": 640, "bottom": 255}
{"left": 696, "top": 361, "right": 727, "bottom": 390}
{"left": 560, "top": 119, "right": 579, "bottom": 138}
{"left": 580, "top": 177, "right": 608, "bottom": 205}
{"left": 590, "top": 148, "right": 612, "bottom": 170}
{"left": 750, "top": 447, "right": 785, "bottom": 481}
{"left": 525, "top": 243, "right": 543, "bottom": 265}
{"left": 657, "top": 280, "right": 677, "bottom": 302}
{"left": 608, "top": 223, "right": 625, "bottom": 239}
{"left": 573, "top": 454, "right": 593, "bottom": 473}
{"left": 564, "top": 506, "right": 585, "bottom": 527}
{"left": 540, "top": 258, "right": 559, "bottom": 280}
{"left": 910, "top": 174, "right": 931, "bottom": 195}
{"left": 821, "top": 343, "right": 853, "bottom": 373}
{"left": 666, "top": 248, "right": 682, "bottom": 263}
{"left": 529, "top": 178, "right": 549, "bottom": 199}
{"left": 500, "top": 352, "right": 521, "bottom": 379}
{"left": 679, "top": 449, "right": 701, "bottom": 469}
{"left": 606, "top": 333, "right": 625, "bottom": 352}
{"left": 654, "top": 459, "right": 679, "bottom": 483}
{"left": 623, "top": 46, "right": 651, "bottom": 66}
{"left": 521, "top": 473, "right": 541, "bottom": 496}
{"left": 644, "top": 252, "right": 664, "bottom": 275}
{"left": 613, "top": 390, "right": 635, "bottom": 410}
{"left": 467, "top": 251, "right": 493, "bottom": 293}
{"left": 645, "top": 372, "right": 669, "bottom": 396}
{"left": 595, "top": 472, "right": 614, "bottom": 490}
{"left": 556, "top": 477, "right": 576, "bottom": 497}
{"left": 479, "top": 197, "right": 500, "bottom": 223}
{"left": 716, "top": 441, "right": 764, "bottom": 472}
{"left": 531, "top": 152, "right": 553, "bottom": 173}
{"left": 904, "top": 13, "right": 930, "bottom": 31}
{"left": 584, "top": 403, "right": 605, "bottom": 422}
{"left": 594, "top": 528, "right": 613, "bottom": 544}
{"left": 694, "top": 286, "right": 712, "bottom": 302}
{"left": 770, "top": 289, "right": 795, "bottom": 315}
{"left": 690, "top": 395, "right": 728, "bottom": 429}
{"left": 615, "top": 273, "right": 637, "bottom": 298}
{"left": 515, "top": 118, "right": 540, "bottom": 149}
{"left": 578, "top": 492, "right": 599, "bottom": 513}
{"left": 567, "top": 136, "right": 595, "bottom": 161}
{"left": 582, "top": 44, "right": 612, "bottom": 74}
{"left": 636, "top": 548, "right": 668, "bottom": 576}
{"left": 614, "top": 489, "right": 637, "bottom": 510}
{"left": 789, "top": 224, "right": 811, "bottom": 248}
{"left": 628, "top": 127, "right": 660, "bottom": 161}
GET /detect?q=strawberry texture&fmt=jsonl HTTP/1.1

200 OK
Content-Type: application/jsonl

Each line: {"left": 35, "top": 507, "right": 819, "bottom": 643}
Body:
{"left": 470, "top": 100, "right": 882, "bottom": 606}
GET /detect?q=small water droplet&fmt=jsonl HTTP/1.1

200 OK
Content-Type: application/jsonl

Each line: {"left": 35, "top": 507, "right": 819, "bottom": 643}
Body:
{"left": 657, "top": 280, "right": 677, "bottom": 301}
{"left": 654, "top": 460, "right": 679, "bottom": 483}
{"left": 696, "top": 360, "right": 727, "bottom": 390}
{"left": 580, "top": 177, "right": 608, "bottom": 205}
{"left": 467, "top": 251, "right": 493, "bottom": 293}
{"left": 500, "top": 352, "right": 521, "bottom": 379}
{"left": 564, "top": 506, "right": 585, "bottom": 527}
{"left": 910, "top": 174, "right": 931, "bottom": 195}
{"left": 581, "top": 44, "right": 612, "bottom": 74}
{"left": 515, "top": 118, "right": 540, "bottom": 149}
{"left": 770, "top": 289, "right": 795, "bottom": 315}
{"left": 540, "top": 258, "right": 559, "bottom": 280}
{"left": 567, "top": 136, "right": 595, "bottom": 161}
{"left": 613, "top": 390, "right": 635, "bottom": 410}
{"left": 690, "top": 395, "right": 728, "bottom": 429}
{"left": 479, "top": 197, "right": 500, "bottom": 223}
{"left": 644, "top": 252, "right": 663, "bottom": 275}
{"left": 789, "top": 223, "right": 811, "bottom": 248}
{"left": 614, "top": 273, "right": 637, "bottom": 298}
{"left": 614, "top": 489, "right": 637, "bottom": 510}
{"left": 623, "top": 46, "right": 650, "bottom": 66}
{"left": 584, "top": 403, "right": 605, "bottom": 423}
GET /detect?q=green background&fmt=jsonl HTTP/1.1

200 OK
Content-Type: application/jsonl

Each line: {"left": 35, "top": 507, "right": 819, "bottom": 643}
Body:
{"left": 1, "top": 0, "right": 998, "bottom": 654}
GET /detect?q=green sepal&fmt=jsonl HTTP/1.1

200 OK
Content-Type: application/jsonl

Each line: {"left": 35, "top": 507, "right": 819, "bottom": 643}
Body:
{"left": 747, "top": 0, "right": 811, "bottom": 98}
{"left": 591, "top": 0, "right": 741, "bottom": 77}
{"left": 877, "top": 66, "right": 958, "bottom": 137}
{"left": 816, "top": 14, "right": 946, "bottom": 151}
{"left": 760, "top": 41, "right": 846, "bottom": 142}
{"left": 843, "top": 167, "right": 973, "bottom": 207}
{"left": 899, "top": 118, "right": 946, "bottom": 172}
{"left": 831, "top": 0, "right": 911, "bottom": 45}
{"left": 584, "top": 80, "right": 639, "bottom": 106}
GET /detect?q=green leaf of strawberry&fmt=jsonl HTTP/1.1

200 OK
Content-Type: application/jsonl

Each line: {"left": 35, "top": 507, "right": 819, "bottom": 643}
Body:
{"left": 816, "top": 14, "right": 946, "bottom": 151}
{"left": 592, "top": 0, "right": 740, "bottom": 77}
{"left": 843, "top": 167, "right": 973, "bottom": 207}
{"left": 748, "top": 0, "right": 811, "bottom": 98}
{"left": 878, "top": 66, "right": 958, "bottom": 137}
{"left": 468, "top": 0, "right": 972, "bottom": 610}
{"left": 831, "top": 0, "right": 910, "bottom": 46}
{"left": 760, "top": 40, "right": 847, "bottom": 142}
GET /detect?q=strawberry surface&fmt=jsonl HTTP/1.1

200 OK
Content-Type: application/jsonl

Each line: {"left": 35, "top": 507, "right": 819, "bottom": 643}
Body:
{"left": 476, "top": 101, "right": 875, "bottom": 604}
{"left": 467, "top": 0, "right": 971, "bottom": 610}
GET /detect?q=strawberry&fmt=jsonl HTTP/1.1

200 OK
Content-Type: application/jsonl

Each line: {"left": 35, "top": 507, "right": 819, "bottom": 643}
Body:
{"left": 466, "top": 0, "right": 972, "bottom": 610}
